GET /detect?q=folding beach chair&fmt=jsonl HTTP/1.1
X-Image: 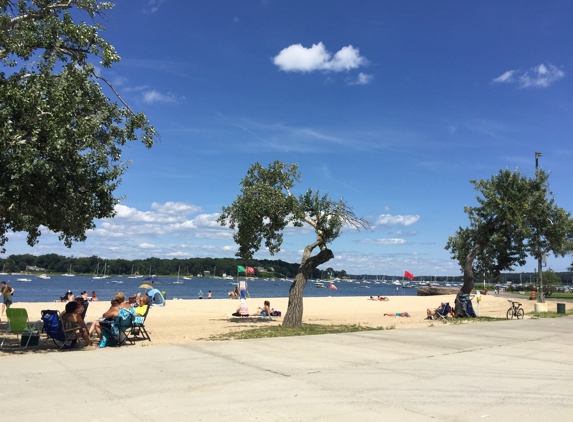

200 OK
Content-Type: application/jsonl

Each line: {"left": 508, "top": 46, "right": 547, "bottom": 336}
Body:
{"left": 99, "top": 311, "right": 135, "bottom": 347}
{"left": 432, "top": 302, "right": 451, "bottom": 321}
{"left": 129, "top": 304, "right": 152, "bottom": 343}
{"left": 1, "top": 308, "right": 41, "bottom": 349}
{"left": 41, "top": 310, "right": 78, "bottom": 350}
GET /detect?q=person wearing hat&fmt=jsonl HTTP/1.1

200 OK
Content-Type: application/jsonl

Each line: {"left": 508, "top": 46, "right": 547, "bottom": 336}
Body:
{"left": 231, "top": 299, "right": 249, "bottom": 317}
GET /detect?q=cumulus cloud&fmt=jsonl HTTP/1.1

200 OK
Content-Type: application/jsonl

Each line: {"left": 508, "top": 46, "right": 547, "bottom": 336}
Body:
{"left": 92, "top": 202, "right": 232, "bottom": 240}
{"left": 272, "top": 42, "right": 368, "bottom": 73}
{"left": 375, "top": 214, "right": 420, "bottom": 228}
{"left": 139, "top": 243, "right": 155, "bottom": 249}
{"left": 142, "top": 90, "right": 179, "bottom": 104}
{"left": 492, "top": 64, "right": 564, "bottom": 88}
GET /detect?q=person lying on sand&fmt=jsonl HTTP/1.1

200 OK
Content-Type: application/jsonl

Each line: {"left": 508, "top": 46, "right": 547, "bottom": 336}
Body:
{"left": 368, "top": 296, "right": 389, "bottom": 301}
{"left": 384, "top": 312, "right": 411, "bottom": 317}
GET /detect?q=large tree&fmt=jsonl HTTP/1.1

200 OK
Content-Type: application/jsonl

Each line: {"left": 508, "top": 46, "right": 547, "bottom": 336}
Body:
{"left": 218, "top": 161, "right": 369, "bottom": 327}
{"left": 0, "top": 1, "right": 155, "bottom": 252}
{"left": 446, "top": 169, "right": 573, "bottom": 302}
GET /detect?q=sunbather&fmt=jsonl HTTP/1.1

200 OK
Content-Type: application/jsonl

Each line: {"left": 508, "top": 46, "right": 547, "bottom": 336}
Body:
{"left": 61, "top": 301, "right": 94, "bottom": 346}
{"left": 251, "top": 300, "right": 271, "bottom": 317}
{"left": 426, "top": 303, "right": 447, "bottom": 320}
{"left": 89, "top": 299, "right": 119, "bottom": 338}
{"left": 231, "top": 299, "right": 249, "bottom": 317}
{"left": 134, "top": 296, "right": 149, "bottom": 324}
{"left": 384, "top": 312, "right": 411, "bottom": 317}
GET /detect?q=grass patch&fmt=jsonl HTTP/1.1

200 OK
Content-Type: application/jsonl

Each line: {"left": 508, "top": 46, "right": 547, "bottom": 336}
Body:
{"left": 545, "top": 293, "right": 573, "bottom": 300}
{"left": 207, "top": 323, "right": 394, "bottom": 341}
{"left": 528, "top": 308, "right": 573, "bottom": 318}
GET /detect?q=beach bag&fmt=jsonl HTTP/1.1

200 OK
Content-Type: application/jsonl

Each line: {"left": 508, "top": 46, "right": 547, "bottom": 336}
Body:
{"left": 270, "top": 308, "right": 281, "bottom": 317}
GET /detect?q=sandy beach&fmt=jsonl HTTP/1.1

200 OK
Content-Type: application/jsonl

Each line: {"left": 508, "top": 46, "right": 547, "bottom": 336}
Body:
{"left": 0, "top": 293, "right": 544, "bottom": 354}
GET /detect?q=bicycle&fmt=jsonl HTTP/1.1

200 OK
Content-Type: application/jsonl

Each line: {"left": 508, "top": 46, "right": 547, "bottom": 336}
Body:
{"left": 506, "top": 300, "right": 524, "bottom": 319}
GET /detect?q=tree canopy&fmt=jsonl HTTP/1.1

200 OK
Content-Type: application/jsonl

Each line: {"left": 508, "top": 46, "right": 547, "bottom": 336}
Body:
{"left": 446, "top": 168, "right": 573, "bottom": 296}
{"left": 218, "top": 161, "right": 369, "bottom": 326}
{"left": 0, "top": 1, "right": 155, "bottom": 252}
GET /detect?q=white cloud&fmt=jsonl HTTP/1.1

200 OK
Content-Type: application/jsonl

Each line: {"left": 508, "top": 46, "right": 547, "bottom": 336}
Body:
{"left": 361, "top": 238, "right": 407, "bottom": 245}
{"left": 272, "top": 42, "right": 368, "bottom": 73}
{"left": 492, "top": 70, "right": 515, "bottom": 83}
{"left": 139, "top": 243, "right": 155, "bottom": 249}
{"left": 142, "top": 90, "right": 178, "bottom": 104}
{"left": 348, "top": 72, "right": 373, "bottom": 85}
{"left": 492, "top": 64, "right": 564, "bottom": 88}
{"left": 143, "top": 0, "right": 167, "bottom": 14}
{"left": 375, "top": 214, "right": 420, "bottom": 228}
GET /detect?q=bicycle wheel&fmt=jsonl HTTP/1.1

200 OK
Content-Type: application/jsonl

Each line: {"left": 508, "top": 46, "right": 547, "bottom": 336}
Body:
{"left": 516, "top": 308, "right": 524, "bottom": 319}
{"left": 506, "top": 308, "right": 514, "bottom": 319}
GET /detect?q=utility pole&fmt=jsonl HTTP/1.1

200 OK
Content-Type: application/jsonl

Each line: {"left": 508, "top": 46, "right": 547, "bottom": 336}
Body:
{"left": 535, "top": 152, "right": 544, "bottom": 304}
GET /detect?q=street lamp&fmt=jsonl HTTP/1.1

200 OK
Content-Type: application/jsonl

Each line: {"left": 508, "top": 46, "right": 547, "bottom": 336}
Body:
{"left": 535, "top": 152, "right": 543, "bottom": 304}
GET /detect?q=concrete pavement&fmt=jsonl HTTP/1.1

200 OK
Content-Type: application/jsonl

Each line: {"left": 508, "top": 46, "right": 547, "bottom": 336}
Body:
{"left": 2, "top": 316, "right": 573, "bottom": 421}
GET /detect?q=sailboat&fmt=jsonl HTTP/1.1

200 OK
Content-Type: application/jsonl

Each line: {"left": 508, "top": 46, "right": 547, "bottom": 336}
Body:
{"left": 182, "top": 267, "right": 191, "bottom": 280}
{"left": 173, "top": 266, "right": 184, "bottom": 284}
{"left": 93, "top": 262, "right": 110, "bottom": 279}
{"left": 63, "top": 264, "right": 75, "bottom": 277}
{"left": 127, "top": 265, "right": 142, "bottom": 279}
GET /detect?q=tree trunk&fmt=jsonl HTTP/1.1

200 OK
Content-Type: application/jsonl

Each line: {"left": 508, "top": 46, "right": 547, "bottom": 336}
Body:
{"left": 461, "top": 243, "right": 482, "bottom": 295}
{"left": 282, "top": 247, "right": 334, "bottom": 327}
{"left": 455, "top": 243, "right": 482, "bottom": 317}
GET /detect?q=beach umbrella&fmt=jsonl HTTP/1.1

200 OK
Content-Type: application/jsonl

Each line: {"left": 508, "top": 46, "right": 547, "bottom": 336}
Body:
{"left": 139, "top": 283, "right": 153, "bottom": 289}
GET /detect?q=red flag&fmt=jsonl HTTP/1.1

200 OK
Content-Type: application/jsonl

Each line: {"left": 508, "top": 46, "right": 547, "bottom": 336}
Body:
{"left": 329, "top": 283, "right": 338, "bottom": 290}
{"left": 246, "top": 266, "right": 255, "bottom": 275}
{"left": 404, "top": 270, "right": 414, "bottom": 280}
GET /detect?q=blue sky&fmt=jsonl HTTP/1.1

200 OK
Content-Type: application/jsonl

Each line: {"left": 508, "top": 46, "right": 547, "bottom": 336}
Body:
{"left": 6, "top": 0, "right": 573, "bottom": 276}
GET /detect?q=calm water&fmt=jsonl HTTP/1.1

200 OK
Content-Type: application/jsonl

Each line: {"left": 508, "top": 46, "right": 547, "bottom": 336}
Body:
{"left": 1, "top": 275, "right": 418, "bottom": 303}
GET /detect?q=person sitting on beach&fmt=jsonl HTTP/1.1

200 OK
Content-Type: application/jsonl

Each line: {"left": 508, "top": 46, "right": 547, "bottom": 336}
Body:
{"left": 384, "top": 312, "right": 411, "bottom": 317}
{"left": 89, "top": 292, "right": 135, "bottom": 339}
{"left": 134, "top": 295, "right": 149, "bottom": 324}
{"left": 426, "top": 303, "right": 447, "bottom": 320}
{"left": 60, "top": 290, "right": 74, "bottom": 302}
{"left": 61, "top": 301, "right": 94, "bottom": 346}
{"left": 228, "top": 287, "right": 239, "bottom": 299}
{"left": 207, "top": 290, "right": 212, "bottom": 299}
{"left": 90, "top": 291, "right": 98, "bottom": 302}
{"left": 198, "top": 290, "right": 204, "bottom": 299}
{"left": 231, "top": 299, "right": 249, "bottom": 317}
{"left": 251, "top": 300, "right": 271, "bottom": 317}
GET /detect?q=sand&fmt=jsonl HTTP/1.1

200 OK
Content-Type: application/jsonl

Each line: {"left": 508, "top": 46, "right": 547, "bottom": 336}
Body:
{"left": 0, "top": 293, "right": 541, "bottom": 354}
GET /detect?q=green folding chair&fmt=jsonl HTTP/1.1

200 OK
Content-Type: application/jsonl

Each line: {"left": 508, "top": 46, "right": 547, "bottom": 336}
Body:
{"left": 1, "top": 308, "right": 41, "bottom": 349}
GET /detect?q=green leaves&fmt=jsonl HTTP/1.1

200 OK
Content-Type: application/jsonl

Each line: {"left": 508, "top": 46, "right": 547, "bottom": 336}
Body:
{"left": 446, "top": 168, "right": 573, "bottom": 281}
{"left": 0, "top": 1, "right": 155, "bottom": 252}
{"left": 219, "top": 161, "right": 370, "bottom": 260}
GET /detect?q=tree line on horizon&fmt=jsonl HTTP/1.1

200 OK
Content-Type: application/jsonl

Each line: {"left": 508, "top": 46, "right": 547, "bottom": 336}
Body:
{"left": 1, "top": 253, "right": 571, "bottom": 284}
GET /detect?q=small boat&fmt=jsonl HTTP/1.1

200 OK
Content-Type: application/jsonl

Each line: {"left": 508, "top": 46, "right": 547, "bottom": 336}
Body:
{"left": 111, "top": 280, "right": 124, "bottom": 284}
{"left": 62, "top": 264, "right": 75, "bottom": 276}
{"left": 38, "top": 274, "right": 51, "bottom": 280}
{"left": 173, "top": 281, "right": 184, "bottom": 285}
{"left": 314, "top": 282, "right": 327, "bottom": 288}
{"left": 17, "top": 278, "right": 32, "bottom": 282}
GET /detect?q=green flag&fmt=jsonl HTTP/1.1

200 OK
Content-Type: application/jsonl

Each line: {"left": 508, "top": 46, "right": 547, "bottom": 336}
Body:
{"left": 237, "top": 266, "right": 246, "bottom": 273}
